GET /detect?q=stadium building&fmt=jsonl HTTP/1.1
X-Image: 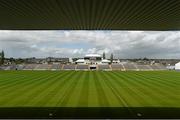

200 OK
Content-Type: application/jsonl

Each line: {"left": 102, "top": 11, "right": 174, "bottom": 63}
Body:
{"left": 75, "top": 54, "right": 110, "bottom": 65}
{"left": 175, "top": 62, "right": 180, "bottom": 70}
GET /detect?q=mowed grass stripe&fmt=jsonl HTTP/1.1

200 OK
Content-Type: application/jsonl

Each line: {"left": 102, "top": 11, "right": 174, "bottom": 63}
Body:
{"left": 110, "top": 71, "right": 146, "bottom": 105}
{"left": 21, "top": 72, "right": 68, "bottom": 106}
{"left": 0, "top": 74, "right": 27, "bottom": 86}
{"left": 132, "top": 72, "right": 179, "bottom": 95}
{"left": 101, "top": 71, "right": 138, "bottom": 117}
{"left": 34, "top": 71, "right": 76, "bottom": 106}
{"left": 0, "top": 72, "right": 60, "bottom": 106}
{"left": 88, "top": 71, "right": 99, "bottom": 106}
{"left": 135, "top": 72, "right": 179, "bottom": 88}
{"left": 94, "top": 71, "right": 110, "bottom": 107}
{"left": 0, "top": 71, "right": 28, "bottom": 80}
{"left": 77, "top": 71, "right": 89, "bottom": 107}
{"left": 8, "top": 71, "right": 60, "bottom": 106}
{"left": 0, "top": 72, "right": 58, "bottom": 106}
{"left": 0, "top": 71, "right": 180, "bottom": 107}
{"left": 0, "top": 71, "right": 45, "bottom": 90}
{"left": 150, "top": 71, "right": 180, "bottom": 82}
{"left": 112, "top": 72, "right": 154, "bottom": 105}
{"left": 127, "top": 72, "right": 178, "bottom": 106}
{"left": 34, "top": 71, "right": 77, "bottom": 106}
{"left": 0, "top": 71, "right": 53, "bottom": 97}
{"left": 110, "top": 71, "right": 159, "bottom": 106}
{"left": 0, "top": 71, "right": 53, "bottom": 91}
{"left": 101, "top": 71, "right": 135, "bottom": 106}
{"left": 142, "top": 72, "right": 180, "bottom": 89}
{"left": 68, "top": 71, "right": 87, "bottom": 107}
{"left": 133, "top": 72, "right": 180, "bottom": 105}
{"left": 121, "top": 72, "right": 171, "bottom": 106}
{"left": 56, "top": 71, "right": 83, "bottom": 107}
{"left": 98, "top": 71, "right": 125, "bottom": 107}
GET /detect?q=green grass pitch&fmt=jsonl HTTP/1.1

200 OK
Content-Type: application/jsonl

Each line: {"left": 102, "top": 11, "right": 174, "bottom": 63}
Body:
{"left": 0, "top": 70, "right": 180, "bottom": 107}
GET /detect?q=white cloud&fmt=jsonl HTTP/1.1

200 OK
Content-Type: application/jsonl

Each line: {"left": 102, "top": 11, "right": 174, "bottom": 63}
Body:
{"left": 0, "top": 30, "right": 180, "bottom": 58}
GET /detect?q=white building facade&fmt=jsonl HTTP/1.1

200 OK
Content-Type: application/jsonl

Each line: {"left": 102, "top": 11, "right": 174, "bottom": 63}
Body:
{"left": 175, "top": 62, "right": 180, "bottom": 70}
{"left": 75, "top": 54, "right": 110, "bottom": 65}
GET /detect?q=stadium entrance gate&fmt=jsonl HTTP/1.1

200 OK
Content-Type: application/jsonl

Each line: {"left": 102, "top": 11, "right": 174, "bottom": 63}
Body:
{"left": 89, "top": 65, "right": 97, "bottom": 70}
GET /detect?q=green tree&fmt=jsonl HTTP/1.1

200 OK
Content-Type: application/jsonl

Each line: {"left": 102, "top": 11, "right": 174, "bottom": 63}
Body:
{"left": 0, "top": 50, "right": 5, "bottom": 65}
{"left": 1, "top": 50, "right": 4, "bottom": 64}
{"left": 9, "top": 57, "right": 15, "bottom": 64}
{"left": 110, "top": 53, "right": 113, "bottom": 63}
{"left": 0, "top": 52, "right": 1, "bottom": 65}
{"left": 103, "top": 52, "right": 106, "bottom": 59}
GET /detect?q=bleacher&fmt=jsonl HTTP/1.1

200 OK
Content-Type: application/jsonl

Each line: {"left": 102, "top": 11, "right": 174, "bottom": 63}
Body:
{"left": 150, "top": 65, "right": 160, "bottom": 70}
{"left": 0, "top": 62, "right": 167, "bottom": 71}
{"left": 76, "top": 65, "right": 88, "bottom": 70}
{"left": 137, "top": 65, "right": 152, "bottom": 70}
{"left": 23, "top": 64, "right": 37, "bottom": 70}
{"left": 16, "top": 65, "right": 25, "bottom": 70}
{"left": 123, "top": 63, "right": 137, "bottom": 70}
{"left": 0, "top": 66, "right": 8, "bottom": 70}
{"left": 8, "top": 65, "right": 17, "bottom": 70}
{"left": 51, "top": 64, "right": 62, "bottom": 70}
{"left": 111, "top": 64, "right": 124, "bottom": 70}
{"left": 63, "top": 64, "right": 76, "bottom": 70}
{"left": 98, "top": 65, "right": 110, "bottom": 70}
{"left": 35, "top": 64, "right": 50, "bottom": 70}
{"left": 150, "top": 65, "right": 167, "bottom": 70}
{"left": 157, "top": 65, "right": 167, "bottom": 70}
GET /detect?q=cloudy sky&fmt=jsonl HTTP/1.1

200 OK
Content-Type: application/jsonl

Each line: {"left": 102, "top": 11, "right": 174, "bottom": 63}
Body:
{"left": 0, "top": 30, "right": 180, "bottom": 59}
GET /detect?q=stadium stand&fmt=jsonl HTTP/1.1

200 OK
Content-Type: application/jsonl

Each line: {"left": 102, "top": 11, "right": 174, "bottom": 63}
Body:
{"left": 35, "top": 64, "right": 50, "bottom": 70}
{"left": 98, "top": 65, "right": 110, "bottom": 70}
{"left": 156, "top": 65, "right": 167, "bottom": 70}
{"left": 3, "top": 66, "right": 11, "bottom": 70}
{"left": 51, "top": 64, "right": 62, "bottom": 70}
{"left": 23, "top": 64, "right": 37, "bottom": 70}
{"left": 0, "top": 63, "right": 167, "bottom": 71}
{"left": 137, "top": 65, "right": 153, "bottom": 70}
{"left": 0, "top": 66, "right": 6, "bottom": 70}
{"left": 16, "top": 65, "right": 25, "bottom": 70}
{"left": 5, "top": 65, "right": 17, "bottom": 70}
{"left": 111, "top": 64, "right": 124, "bottom": 70}
{"left": 76, "top": 65, "right": 89, "bottom": 70}
{"left": 123, "top": 63, "right": 137, "bottom": 70}
{"left": 150, "top": 65, "right": 160, "bottom": 70}
{"left": 63, "top": 64, "right": 76, "bottom": 70}
{"left": 150, "top": 65, "right": 167, "bottom": 70}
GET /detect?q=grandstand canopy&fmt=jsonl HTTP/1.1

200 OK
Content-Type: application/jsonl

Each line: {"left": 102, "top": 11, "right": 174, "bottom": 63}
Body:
{"left": 0, "top": 0, "right": 180, "bottom": 30}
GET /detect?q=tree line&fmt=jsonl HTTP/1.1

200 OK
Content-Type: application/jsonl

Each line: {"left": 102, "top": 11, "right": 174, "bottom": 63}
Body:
{"left": 103, "top": 52, "right": 114, "bottom": 63}
{"left": 0, "top": 50, "right": 5, "bottom": 65}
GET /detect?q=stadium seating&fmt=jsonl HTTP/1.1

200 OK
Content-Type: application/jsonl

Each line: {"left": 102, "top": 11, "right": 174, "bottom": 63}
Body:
{"left": 5, "top": 65, "right": 17, "bottom": 70}
{"left": 63, "top": 64, "right": 76, "bottom": 70}
{"left": 0, "top": 66, "right": 7, "bottom": 70}
{"left": 150, "top": 65, "right": 160, "bottom": 70}
{"left": 136, "top": 65, "right": 152, "bottom": 70}
{"left": 35, "top": 64, "right": 50, "bottom": 70}
{"left": 16, "top": 65, "right": 25, "bottom": 70}
{"left": 51, "top": 64, "right": 62, "bottom": 70}
{"left": 123, "top": 63, "right": 137, "bottom": 70}
{"left": 23, "top": 64, "right": 37, "bottom": 70}
{"left": 158, "top": 65, "right": 167, "bottom": 70}
{"left": 111, "top": 64, "right": 124, "bottom": 70}
{"left": 76, "top": 65, "right": 89, "bottom": 70}
{"left": 150, "top": 65, "right": 167, "bottom": 70}
{"left": 1, "top": 63, "right": 167, "bottom": 71}
{"left": 98, "top": 65, "right": 110, "bottom": 70}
